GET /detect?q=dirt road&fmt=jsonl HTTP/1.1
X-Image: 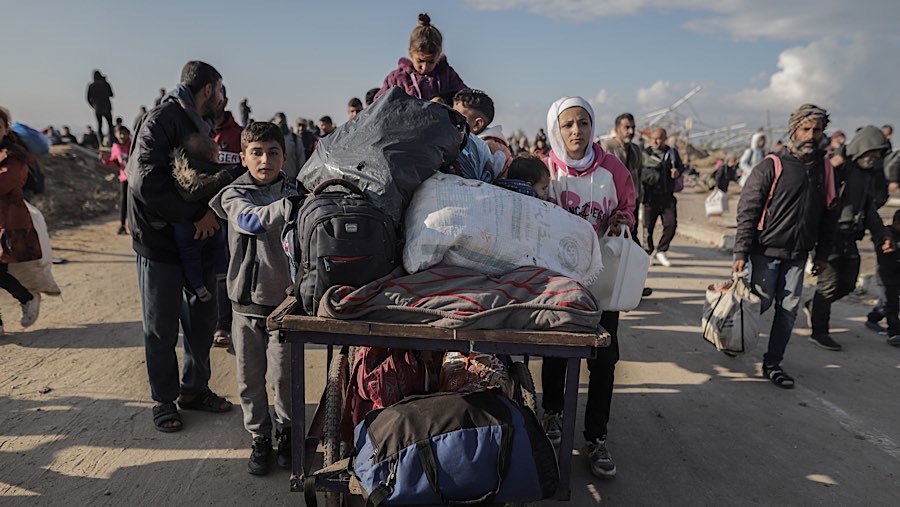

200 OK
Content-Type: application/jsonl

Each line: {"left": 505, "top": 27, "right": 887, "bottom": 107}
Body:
{"left": 1, "top": 216, "right": 898, "bottom": 505}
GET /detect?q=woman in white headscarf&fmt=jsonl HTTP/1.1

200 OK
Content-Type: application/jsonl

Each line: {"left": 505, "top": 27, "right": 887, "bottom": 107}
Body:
{"left": 540, "top": 96, "right": 635, "bottom": 480}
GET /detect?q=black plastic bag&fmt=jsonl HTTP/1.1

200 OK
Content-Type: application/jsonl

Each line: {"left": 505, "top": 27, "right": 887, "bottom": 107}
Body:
{"left": 298, "top": 87, "right": 467, "bottom": 222}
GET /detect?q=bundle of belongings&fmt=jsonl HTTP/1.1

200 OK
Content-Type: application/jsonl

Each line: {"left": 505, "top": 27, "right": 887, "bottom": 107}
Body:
{"left": 290, "top": 89, "right": 611, "bottom": 504}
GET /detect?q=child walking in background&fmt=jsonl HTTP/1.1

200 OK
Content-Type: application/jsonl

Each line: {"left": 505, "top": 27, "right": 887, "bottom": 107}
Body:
{"left": 540, "top": 96, "right": 635, "bottom": 480}
{"left": 210, "top": 122, "right": 299, "bottom": 475}
{"left": 375, "top": 13, "right": 467, "bottom": 101}
{"left": 100, "top": 125, "right": 131, "bottom": 235}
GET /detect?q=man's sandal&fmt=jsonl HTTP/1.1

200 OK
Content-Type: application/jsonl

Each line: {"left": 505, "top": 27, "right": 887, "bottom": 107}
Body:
{"left": 763, "top": 364, "right": 795, "bottom": 389}
{"left": 213, "top": 330, "right": 231, "bottom": 348}
{"left": 153, "top": 402, "right": 183, "bottom": 433}
{"left": 177, "top": 388, "right": 233, "bottom": 412}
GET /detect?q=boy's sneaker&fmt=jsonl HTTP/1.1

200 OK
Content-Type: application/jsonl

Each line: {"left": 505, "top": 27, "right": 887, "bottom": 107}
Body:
{"left": 20, "top": 293, "right": 41, "bottom": 328}
{"left": 583, "top": 438, "right": 617, "bottom": 479}
{"left": 887, "top": 335, "right": 900, "bottom": 347}
{"left": 193, "top": 286, "right": 213, "bottom": 303}
{"left": 275, "top": 429, "right": 292, "bottom": 469}
{"left": 655, "top": 252, "right": 672, "bottom": 267}
{"left": 865, "top": 320, "right": 887, "bottom": 334}
{"left": 542, "top": 411, "right": 562, "bottom": 447}
{"left": 808, "top": 334, "right": 842, "bottom": 351}
{"left": 801, "top": 300, "right": 813, "bottom": 328}
{"left": 247, "top": 436, "right": 273, "bottom": 475}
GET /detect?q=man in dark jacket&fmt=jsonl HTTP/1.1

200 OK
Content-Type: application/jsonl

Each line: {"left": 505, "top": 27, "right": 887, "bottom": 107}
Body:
{"left": 804, "top": 126, "right": 892, "bottom": 351}
{"left": 86, "top": 70, "right": 114, "bottom": 145}
{"left": 733, "top": 104, "right": 840, "bottom": 389}
{"left": 641, "top": 127, "right": 684, "bottom": 267}
{"left": 603, "top": 112, "right": 652, "bottom": 297}
{"left": 126, "top": 60, "right": 232, "bottom": 432}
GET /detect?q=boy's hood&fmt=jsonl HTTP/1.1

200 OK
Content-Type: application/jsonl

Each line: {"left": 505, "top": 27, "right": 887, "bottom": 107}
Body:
{"left": 845, "top": 125, "right": 890, "bottom": 162}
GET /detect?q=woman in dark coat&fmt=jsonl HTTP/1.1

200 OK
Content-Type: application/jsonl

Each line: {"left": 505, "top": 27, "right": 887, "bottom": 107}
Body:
{"left": 0, "top": 107, "right": 43, "bottom": 334}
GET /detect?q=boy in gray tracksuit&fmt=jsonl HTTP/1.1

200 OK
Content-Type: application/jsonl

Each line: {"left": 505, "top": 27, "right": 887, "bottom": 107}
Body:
{"left": 210, "top": 122, "right": 300, "bottom": 476}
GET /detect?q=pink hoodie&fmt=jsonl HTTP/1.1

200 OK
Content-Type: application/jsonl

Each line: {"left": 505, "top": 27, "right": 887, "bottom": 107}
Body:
{"left": 546, "top": 143, "right": 636, "bottom": 235}
{"left": 101, "top": 141, "right": 131, "bottom": 182}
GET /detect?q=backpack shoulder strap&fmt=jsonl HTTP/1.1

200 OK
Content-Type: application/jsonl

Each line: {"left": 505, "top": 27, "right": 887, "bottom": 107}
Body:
{"left": 756, "top": 155, "right": 783, "bottom": 231}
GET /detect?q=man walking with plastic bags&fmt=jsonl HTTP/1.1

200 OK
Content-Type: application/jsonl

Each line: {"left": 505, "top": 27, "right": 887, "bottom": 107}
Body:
{"left": 732, "top": 104, "right": 839, "bottom": 389}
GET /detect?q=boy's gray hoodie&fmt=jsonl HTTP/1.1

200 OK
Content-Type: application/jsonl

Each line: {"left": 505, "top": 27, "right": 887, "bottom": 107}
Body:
{"left": 210, "top": 171, "right": 300, "bottom": 316}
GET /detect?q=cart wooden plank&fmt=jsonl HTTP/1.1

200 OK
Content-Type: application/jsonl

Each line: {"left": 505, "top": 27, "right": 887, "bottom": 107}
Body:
{"left": 269, "top": 296, "right": 610, "bottom": 348}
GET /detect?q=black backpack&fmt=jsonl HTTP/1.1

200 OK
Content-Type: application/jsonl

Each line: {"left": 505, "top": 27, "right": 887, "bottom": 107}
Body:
{"left": 294, "top": 178, "right": 401, "bottom": 315}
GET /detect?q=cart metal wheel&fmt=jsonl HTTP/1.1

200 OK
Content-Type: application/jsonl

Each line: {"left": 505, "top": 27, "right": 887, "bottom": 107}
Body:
{"left": 509, "top": 361, "right": 536, "bottom": 412}
{"left": 323, "top": 351, "right": 349, "bottom": 507}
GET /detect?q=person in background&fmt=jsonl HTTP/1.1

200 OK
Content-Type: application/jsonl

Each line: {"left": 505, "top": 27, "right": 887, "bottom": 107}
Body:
{"left": 828, "top": 130, "right": 846, "bottom": 155}
{"left": 100, "top": 125, "right": 132, "bottom": 235}
{"left": 296, "top": 118, "right": 316, "bottom": 161}
{"left": 80, "top": 125, "right": 100, "bottom": 149}
{"left": 739, "top": 132, "right": 766, "bottom": 187}
{"left": 374, "top": 13, "right": 466, "bottom": 101}
{"left": 347, "top": 98, "right": 363, "bottom": 120}
{"left": 603, "top": 112, "right": 652, "bottom": 297}
{"left": 240, "top": 98, "right": 252, "bottom": 127}
{"left": 541, "top": 96, "right": 635, "bottom": 480}
{"left": 364, "top": 88, "right": 380, "bottom": 107}
{"left": 154, "top": 88, "right": 166, "bottom": 107}
{"left": 133, "top": 106, "right": 148, "bottom": 135}
{"left": 318, "top": 116, "right": 336, "bottom": 137}
{"left": 641, "top": 127, "right": 684, "bottom": 267}
{"left": 87, "top": 70, "right": 114, "bottom": 145}
{"left": 803, "top": 126, "right": 892, "bottom": 351}
{"left": 732, "top": 104, "right": 838, "bottom": 389}
{"left": 59, "top": 126, "right": 78, "bottom": 145}
{"left": 43, "top": 126, "right": 62, "bottom": 146}
{"left": 271, "top": 112, "right": 306, "bottom": 182}
{"left": 877, "top": 209, "right": 900, "bottom": 346}
{"left": 0, "top": 106, "right": 43, "bottom": 336}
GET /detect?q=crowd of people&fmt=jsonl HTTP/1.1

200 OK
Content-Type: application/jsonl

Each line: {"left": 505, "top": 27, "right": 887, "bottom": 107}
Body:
{"left": 3, "top": 10, "right": 899, "bottom": 489}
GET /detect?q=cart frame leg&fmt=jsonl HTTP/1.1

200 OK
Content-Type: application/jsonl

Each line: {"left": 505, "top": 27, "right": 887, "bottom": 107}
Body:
{"left": 290, "top": 339, "right": 306, "bottom": 492}
{"left": 555, "top": 357, "right": 581, "bottom": 501}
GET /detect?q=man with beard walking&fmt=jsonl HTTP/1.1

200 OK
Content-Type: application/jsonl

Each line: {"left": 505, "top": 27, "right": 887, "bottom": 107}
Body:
{"left": 732, "top": 104, "right": 839, "bottom": 389}
{"left": 127, "top": 60, "right": 233, "bottom": 432}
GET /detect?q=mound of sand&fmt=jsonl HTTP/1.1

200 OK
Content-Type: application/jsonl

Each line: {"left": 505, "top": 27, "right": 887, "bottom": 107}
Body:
{"left": 30, "top": 144, "right": 120, "bottom": 229}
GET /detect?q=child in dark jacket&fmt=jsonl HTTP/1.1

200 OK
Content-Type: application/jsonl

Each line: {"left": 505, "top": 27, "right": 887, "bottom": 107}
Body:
{"left": 171, "top": 133, "right": 240, "bottom": 302}
{"left": 210, "top": 122, "right": 300, "bottom": 475}
{"left": 878, "top": 209, "right": 900, "bottom": 345}
{"left": 375, "top": 13, "right": 467, "bottom": 101}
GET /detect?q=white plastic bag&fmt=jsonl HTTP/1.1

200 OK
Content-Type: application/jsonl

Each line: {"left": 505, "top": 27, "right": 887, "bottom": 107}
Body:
{"left": 701, "top": 275, "right": 760, "bottom": 354}
{"left": 589, "top": 229, "right": 650, "bottom": 312}
{"left": 705, "top": 189, "right": 728, "bottom": 216}
{"left": 403, "top": 173, "right": 604, "bottom": 284}
{"left": 9, "top": 202, "right": 61, "bottom": 296}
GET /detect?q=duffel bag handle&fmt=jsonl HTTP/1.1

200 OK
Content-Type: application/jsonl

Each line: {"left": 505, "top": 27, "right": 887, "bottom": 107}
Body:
{"left": 313, "top": 177, "right": 364, "bottom": 197}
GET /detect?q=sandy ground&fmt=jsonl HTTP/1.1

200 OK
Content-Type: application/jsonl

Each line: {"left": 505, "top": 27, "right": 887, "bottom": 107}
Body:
{"left": 1, "top": 215, "right": 899, "bottom": 505}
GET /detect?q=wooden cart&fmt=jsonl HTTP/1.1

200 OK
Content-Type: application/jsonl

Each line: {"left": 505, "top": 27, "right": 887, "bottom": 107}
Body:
{"left": 268, "top": 296, "right": 609, "bottom": 504}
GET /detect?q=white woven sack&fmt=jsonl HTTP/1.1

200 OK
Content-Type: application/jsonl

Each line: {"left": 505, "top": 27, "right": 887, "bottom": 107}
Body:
{"left": 589, "top": 229, "right": 649, "bottom": 311}
{"left": 9, "top": 202, "right": 61, "bottom": 296}
{"left": 403, "top": 173, "right": 603, "bottom": 284}
{"left": 701, "top": 275, "right": 760, "bottom": 354}
{"left": 705, "top": 189, "right": 728, "bottom": 216}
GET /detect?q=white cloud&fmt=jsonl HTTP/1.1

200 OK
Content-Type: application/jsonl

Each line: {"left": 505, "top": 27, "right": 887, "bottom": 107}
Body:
{"left": 465, "top": 0, "right": 900, "bottom": 133}
{"left": 636, "top": 81, "right": 672, "bottom": 107}
{"left": 592, "top": 89, "right": 609, "bottom": 105}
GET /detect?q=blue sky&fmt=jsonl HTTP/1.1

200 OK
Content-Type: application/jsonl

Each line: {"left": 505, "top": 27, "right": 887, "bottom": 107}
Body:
{"left": 3, "top": 0, "right": 899, "bottom": 145}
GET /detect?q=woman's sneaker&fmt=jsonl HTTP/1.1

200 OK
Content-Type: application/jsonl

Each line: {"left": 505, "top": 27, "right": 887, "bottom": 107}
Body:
{"left": 20, "top": 293, "right": 41, "bottom": 328}
{"left": 542, "top": 411, "right": 562, "bottom": 446}
{"left": 583, "top": 438, "right": 617, "bottom": 478}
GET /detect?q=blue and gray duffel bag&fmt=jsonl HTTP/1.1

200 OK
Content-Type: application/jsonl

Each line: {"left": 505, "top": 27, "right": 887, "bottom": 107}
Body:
{"left": 352, "top": 390, "right": 559, "bottom": 505}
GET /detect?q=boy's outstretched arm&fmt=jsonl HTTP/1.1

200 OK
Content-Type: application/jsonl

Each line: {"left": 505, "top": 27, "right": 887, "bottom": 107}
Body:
{"left": 214, "top": 189, "right": 289, "bottom": 236}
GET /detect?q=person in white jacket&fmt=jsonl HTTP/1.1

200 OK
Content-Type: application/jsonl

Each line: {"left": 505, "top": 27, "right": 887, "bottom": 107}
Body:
{"left": 738, "top": 132, "right": 767, "bottom": 187}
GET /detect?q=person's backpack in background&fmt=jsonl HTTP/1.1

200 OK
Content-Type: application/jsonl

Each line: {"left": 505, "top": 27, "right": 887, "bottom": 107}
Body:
{"left": 293, "top": 179, "right": 400, "bottom": 315}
